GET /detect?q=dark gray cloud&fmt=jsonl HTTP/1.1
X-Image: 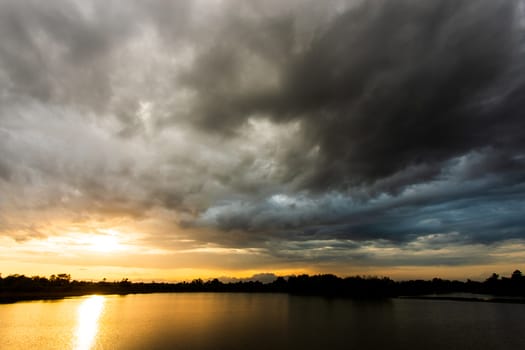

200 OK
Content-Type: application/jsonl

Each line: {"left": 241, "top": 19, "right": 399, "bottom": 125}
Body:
{"left": 193, "top": 149, "right": 525, "bottom": 255}
{"left": 186, "top": 0, "right": 525, "bottom": 191}
{"left": 0, "top": 0, "right": 141, "bottom": 109}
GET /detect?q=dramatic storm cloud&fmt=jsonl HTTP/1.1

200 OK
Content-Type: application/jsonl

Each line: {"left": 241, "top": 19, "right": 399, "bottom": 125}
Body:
{"left": 1, "top": 0, "right": 524, "bottom": 280}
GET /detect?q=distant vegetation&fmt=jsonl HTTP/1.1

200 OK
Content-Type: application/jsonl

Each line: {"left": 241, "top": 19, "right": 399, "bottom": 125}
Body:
{"left": 1, "top": 270, "right": 525, "bottom": 303}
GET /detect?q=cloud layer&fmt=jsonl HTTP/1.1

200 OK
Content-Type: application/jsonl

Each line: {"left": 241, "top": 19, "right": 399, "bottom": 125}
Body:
{"left": 1, "top": 0, "right": 525, "bottom": 276}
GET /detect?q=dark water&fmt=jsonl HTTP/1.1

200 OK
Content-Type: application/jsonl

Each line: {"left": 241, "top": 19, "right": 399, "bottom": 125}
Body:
{"left": 1, "top": 293, "right": 524, "bottom": 349}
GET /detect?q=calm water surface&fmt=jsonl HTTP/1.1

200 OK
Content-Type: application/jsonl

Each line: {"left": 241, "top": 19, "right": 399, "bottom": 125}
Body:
{"left": 1, "top": 293, "right": 524, "bottom": 349}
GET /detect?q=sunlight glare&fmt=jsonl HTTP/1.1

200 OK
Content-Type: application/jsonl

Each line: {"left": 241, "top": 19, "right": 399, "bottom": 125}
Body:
{"left": 74, "top": 295, "right": 105, "bottom": 350}
{"left": 87, "top": 234, "right": 121, "bottom": 252}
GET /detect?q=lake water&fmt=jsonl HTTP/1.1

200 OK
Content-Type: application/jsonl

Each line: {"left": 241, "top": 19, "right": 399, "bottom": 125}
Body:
{"left": 1, "top": 293, "right": 524, "bottom": 349}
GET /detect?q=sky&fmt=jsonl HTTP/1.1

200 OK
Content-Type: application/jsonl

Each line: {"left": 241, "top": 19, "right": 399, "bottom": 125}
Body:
{"left": 1, "top": 0, "right": 525, "bottom": 282}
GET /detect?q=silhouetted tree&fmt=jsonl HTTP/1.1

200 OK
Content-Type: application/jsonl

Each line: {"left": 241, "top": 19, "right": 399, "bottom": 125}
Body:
{"left": 3, "top": 270, "right": 525, "bottom": 303}
{"left": 511, "top": 270, "right": 522, "bottom": 281}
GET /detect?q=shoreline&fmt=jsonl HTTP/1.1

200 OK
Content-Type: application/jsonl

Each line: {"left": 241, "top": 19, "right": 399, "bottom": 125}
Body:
{"left": 3, "top": 291, "right": 525, "bottom": 305}
{"left": 0, "top": 290, "right": 138, "bottom": 304}
{"left": 399, "top": 295, "right": 525, "bottom": 304}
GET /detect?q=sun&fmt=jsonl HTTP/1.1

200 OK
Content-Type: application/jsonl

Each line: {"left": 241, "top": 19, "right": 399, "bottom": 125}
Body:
{"left": 80, "top": 229, "right": 124, "bottom": 253}
{"left": 87, "top": 234, "right": 121, "bottom": 253}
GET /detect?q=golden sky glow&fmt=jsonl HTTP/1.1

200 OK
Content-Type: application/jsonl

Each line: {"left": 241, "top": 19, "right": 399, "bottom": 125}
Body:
{"left": 2, "top": 220, "right": 525, "bottom": 282}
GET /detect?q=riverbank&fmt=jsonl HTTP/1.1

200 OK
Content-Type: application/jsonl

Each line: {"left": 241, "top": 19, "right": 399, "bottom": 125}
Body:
{"left": 4, "top": 290, "right": 525, "bottom": 305}
{"left": 400, "top": 294, "right": 525, "bottom": 304}
{"left": 3, "top": 271, "right": 525, "bottom": 304}
{"left": 0, "top": 290, "right": 128, "bottom": 303}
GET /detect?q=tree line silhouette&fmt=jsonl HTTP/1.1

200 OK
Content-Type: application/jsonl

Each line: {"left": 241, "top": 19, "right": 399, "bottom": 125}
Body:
{"left": 1, "top": 270, "right": 525, "bottom": 302}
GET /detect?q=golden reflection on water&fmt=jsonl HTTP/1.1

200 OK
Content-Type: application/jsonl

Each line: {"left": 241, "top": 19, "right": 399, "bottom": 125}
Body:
{"left": 73, "top": 295, "right": 105, "bottom": 350}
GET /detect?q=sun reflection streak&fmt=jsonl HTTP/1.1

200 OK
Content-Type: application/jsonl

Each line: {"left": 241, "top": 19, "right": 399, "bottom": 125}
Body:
{"left": 73, "top": 295, "right": 105, "bottom": 350}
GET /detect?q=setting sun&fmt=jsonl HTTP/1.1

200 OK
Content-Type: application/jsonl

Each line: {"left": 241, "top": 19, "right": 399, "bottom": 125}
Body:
{"left": 84, "top": 234, "right": 121, "bottom": 253}
{"left": 55, "top": 228, "right": 130, "bottom": 254}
